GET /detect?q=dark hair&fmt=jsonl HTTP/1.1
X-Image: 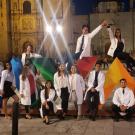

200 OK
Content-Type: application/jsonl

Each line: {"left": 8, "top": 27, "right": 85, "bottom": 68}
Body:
{"left": 82, "top": 24, "right": 89, "bottom": 31}
{"left": 120, "top": 78, "right": 127, "bottom": 83}
{"left": 44, "top": 80, "right": 54, "bottom": 99}
{"left": 69, "top": 64, "right": 77, "bottom": 75}
{"left": 22, "top": 41, "right": 33, "bottom": 53}
{"left": 95, "top": 60, "right": 102, "bottom": 66}
{"left": 57, "top": 63, "right": 66, "bottom": 77}
{"left": 115, "top": 28, "right": 121, "bottom": 39}
{"left": 4, "top": 62, "right": 12, "bottom": 71}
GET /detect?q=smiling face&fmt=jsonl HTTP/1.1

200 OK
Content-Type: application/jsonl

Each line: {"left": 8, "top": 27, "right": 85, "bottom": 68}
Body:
{"left": 70, "top": 65, "right": 77, "bottom": 74}
{"left": 26, "top": 45, "right": 33, "bottom": 53}
{"left": 6, "top": 63, "right": 11, "bottom": 71}
{"left": 58, "top": 64, "right": 65, "bottom": 72}
{"left": 120, "top": 79, "right": 127, "bottom": 88}
{"left": 95, "top": 63, "right": 101, "bottom": 72}
{"left": 46, "top": 81, "right": 52, "bottom": 89}
{"left": 115, "top": 29, "right": 121, "bottom": 39}
{"left": 82, "top": 26, "right": 89, "bottom": 35}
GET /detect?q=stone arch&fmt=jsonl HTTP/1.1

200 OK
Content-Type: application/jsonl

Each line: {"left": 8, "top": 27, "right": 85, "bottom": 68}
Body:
{"left": 23, "top": 1, "right": 31, "bottom": 14}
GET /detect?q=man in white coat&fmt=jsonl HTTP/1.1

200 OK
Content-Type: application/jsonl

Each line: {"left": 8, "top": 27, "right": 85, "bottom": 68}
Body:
{"left": 112, "top": 78, "right": 135, "bottom": 122}
{"left": 84, "top": 61, "right": 105, "bottom": 121}
{"left": 75, "top": 20, "right": 107, "bottom": 60}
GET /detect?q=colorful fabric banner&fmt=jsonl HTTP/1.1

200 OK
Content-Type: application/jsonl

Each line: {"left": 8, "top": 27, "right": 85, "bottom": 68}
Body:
{"left": 104, "top": 57, "right": 135, "bottom": 100}
{"left": 32, "top": 58, "right": 57, "bottom": 81}
{"left": 77, "top": 56, "right": 97, "bottom": 78}
{"left": 10, "top": 57, "right": 23, "bottom": 90}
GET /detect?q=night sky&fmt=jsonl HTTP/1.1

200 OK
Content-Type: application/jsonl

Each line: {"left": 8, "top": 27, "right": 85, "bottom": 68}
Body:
{"left": 72, "top": 0, "right": 130, "bottom": 15}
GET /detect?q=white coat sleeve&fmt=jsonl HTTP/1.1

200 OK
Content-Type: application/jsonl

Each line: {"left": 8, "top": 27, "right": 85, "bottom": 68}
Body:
{"left": 19, "top": 76, "right": 24, "bottom": 95}
{"left": 0, "top": 71, "right": 6, "bottom": 91}
{"left": 87, "top": 72, "right": 94, "bottom": 90}
{"left": 127, "top": 90, "right": 135, "bottom": 108}
{"left": 80, "top": 75, "right": 85, "bottom": 91}
{"left": 88, "top": 25, "right": 102, "bottom": 39}
{"left": 54, "top": 73, "right": 59, "bottom": 90}
{"left": 33, "top": 53, "right": 42, "bottom": 58}
{"left": 112, "top": 90, "right": 121, "bottom": 107}
{"left": 47, "top": 90, "right": 55, "bottom": 102}
{"left": 107, "top": 27, "right": 115, "bottom": 42}
{"left": 75, "top": 37, "right": 81, "bottom": 53}
{"left": 40, "top": 90, "right": 46, "bottom": 104}
{"left": 12, "top": 76, "right": 16, "bottom": 87}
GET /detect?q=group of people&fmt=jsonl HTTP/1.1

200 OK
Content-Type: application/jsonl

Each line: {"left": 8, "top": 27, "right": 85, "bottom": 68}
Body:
{"left": 0, "top": 20, "right": 135, "bottom": 125}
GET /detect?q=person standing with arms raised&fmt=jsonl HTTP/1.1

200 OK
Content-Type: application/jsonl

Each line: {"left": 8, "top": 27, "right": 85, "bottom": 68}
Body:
{"left": 75, "top": 21, "right": 107, "bottom": 60}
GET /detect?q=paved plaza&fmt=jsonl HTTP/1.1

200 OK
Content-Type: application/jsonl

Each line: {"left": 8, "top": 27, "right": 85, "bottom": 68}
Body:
{"left": 0, "top": 116, "right": 135, "bottom": 135}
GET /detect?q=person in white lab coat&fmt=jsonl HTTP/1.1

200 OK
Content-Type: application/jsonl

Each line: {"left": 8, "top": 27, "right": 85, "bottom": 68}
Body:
{"left": 107, "top": 26, "right": 135, "bottom": 73}
{"left": 0, "top": 61, "right": 4, "bottom": 80}
{"left": 54, "top": 63, "right": 70, "bottom": 119}
{"left": 0, "top": 62, "right": 19, "bottom": 118}
{"left": 21, "top": 43, "right": 41, "bottom": 74}
{"left": 75, "top": 20, "right": 107, "bottom": 60}
{"left": 40, "top": 80, "right": 56, "bottom": 124}
{"left": 84, "top": 61, "right": 105, "bottom": 121}
{"left": 20, "top": 65, "right": 32, "bottom": 119}
{"left": 112, "top": 78, "right": 135, "bottom": 122}
{"left": 69, "top": 65, "right": 85, "bottom": 120}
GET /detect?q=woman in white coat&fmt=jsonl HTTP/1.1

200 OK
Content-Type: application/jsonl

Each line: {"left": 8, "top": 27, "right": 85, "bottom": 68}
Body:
{"left": 107, "top": 26, "right": 135, "bottom": 73}
{"left": 21, "top": 43, "right": 41, "bottom": 75}
{"left": 69, "top": 65, "right": 85, "bottom": 120}
{"left": 54, "top": 63, "right": 70, "bottom": 119}
{"left": 20, "top": 66, "right": 32, "bottom": 119}
{"left": 40, "top": 80, "right": 56, "bottom": 124}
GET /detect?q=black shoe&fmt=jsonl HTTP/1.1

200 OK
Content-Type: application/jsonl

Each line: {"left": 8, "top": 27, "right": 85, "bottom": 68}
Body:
{"left": 125, "top": 117, "right": 132, "bottom": 122}
{"left": 92, "top": 117, "right": 96, "bottom": 121}
{"left": 114, "top": 118, "right": 119, "bottom": 122}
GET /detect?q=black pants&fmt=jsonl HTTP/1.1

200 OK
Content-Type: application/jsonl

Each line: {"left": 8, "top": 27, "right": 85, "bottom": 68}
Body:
{"left": 114, "top": 52, "right": 135, "bottom": 69}
{"left": 86, "top": 91, "right": 99, "bottom": 116}
{"left": 25, "top": 105, "right": 30, "bottom": 113}
{"left": 112, "top": 104, "right": 134, "bottom": 120}
{"left": 42, "top": 101, "right": 54, "bottom": 116}
{"left": 61, "top": 87, "right": 69, "bottom": 113}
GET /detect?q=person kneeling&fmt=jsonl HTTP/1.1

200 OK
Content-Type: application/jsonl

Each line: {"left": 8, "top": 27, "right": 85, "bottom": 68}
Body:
{"left": 40, "top": 80, "right": 56, "bottom": 124}
{"left": 112, "top": 78, "right": 135, "bottom": 122}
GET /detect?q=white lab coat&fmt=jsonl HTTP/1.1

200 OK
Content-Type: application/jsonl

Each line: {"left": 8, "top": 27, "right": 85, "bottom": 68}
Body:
{"left": 69, "top": 73, "right": 85, "bottom": 104}
{"left": 21, "top": 52, "right": 41, "bottom": 66}
{"left": 19, "top": 75, "right": 31, "bottom": 105}
{"left": 107, "top": 28, "right": 125, "bottom": 57}
{"left": 40, "top": 89, "right": 57, "bottom": 113}
{"left": 54, "top": 72, "right": 70, "bottom": 97}
{"left": 0, "top": 70, "right": 16, "bottom": 92}
{"left": 75, "top": 25, "right": 103, "bottom": 59}
{"left": 84, "top": 70, "right": 105, "bottom": 104}
{"left": 112, "top": 87, "right": 135, "bottom": 108}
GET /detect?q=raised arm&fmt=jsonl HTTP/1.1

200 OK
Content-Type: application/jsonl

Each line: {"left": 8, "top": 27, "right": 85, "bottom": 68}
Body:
{"left": 89, "top": 20, "right": 107, "bottom": 38}
{"left": 107, "top": 26, "right": 115, "bottom": 42}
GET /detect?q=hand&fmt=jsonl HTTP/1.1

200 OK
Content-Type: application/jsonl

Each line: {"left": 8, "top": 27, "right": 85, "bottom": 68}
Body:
{"left": 43, "top": 101, "right": 47, "bottom": 106}
{"left": 101, "top": 20, "right": 108, "bottom": 27}
{"left": 11, "top": 86, "right": 16, "bottom": 91}
{"left": 120, "top": 105, "right": 127, "bottom": 112}
{"left": 20, "top": 94, "right": 24, "bottom": 98}
{"left": 46, "top": 104, "right": 49, "bottom": 109}
{"left": 91, "top": 87, "right": 96, "bottom": 92}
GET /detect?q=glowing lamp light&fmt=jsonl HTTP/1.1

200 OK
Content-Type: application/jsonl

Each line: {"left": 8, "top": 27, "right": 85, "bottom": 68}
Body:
{"left": 56, "top": 25, "right": 63, "bottom": 33}
{"left": 46, "top": 25, "right": 52, "bottom": 33}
